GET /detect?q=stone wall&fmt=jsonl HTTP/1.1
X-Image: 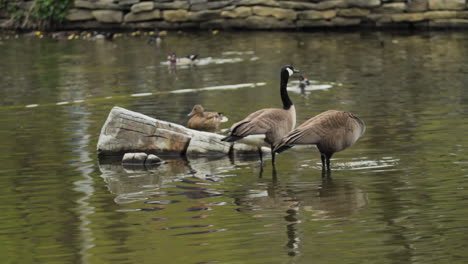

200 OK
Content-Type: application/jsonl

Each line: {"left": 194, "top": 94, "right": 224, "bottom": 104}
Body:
{"left": 3, "top": 0, "right": 468, "bottom": 30}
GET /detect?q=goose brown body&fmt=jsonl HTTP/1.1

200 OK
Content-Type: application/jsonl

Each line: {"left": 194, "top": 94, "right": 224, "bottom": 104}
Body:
{"left": 221, "top": 65, "right": 299, "bottom": 165}
{"left": 227, "top": 106, "right": 296, "bottom": 147}
{"left": 274, "top": 110, "right": 365, "bottom": 171}
{"left": 187, "top": 105, "right": 226, "bottom": 132}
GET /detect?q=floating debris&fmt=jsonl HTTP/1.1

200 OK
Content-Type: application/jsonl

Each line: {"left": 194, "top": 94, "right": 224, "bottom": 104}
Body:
{"left": 131, "top": 92, "right": 153, "bottom": 97}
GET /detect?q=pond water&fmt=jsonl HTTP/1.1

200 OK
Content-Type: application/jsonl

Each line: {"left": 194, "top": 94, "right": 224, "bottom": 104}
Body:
{"left": 1, "top": 30, "right": 468, "bottom": 264}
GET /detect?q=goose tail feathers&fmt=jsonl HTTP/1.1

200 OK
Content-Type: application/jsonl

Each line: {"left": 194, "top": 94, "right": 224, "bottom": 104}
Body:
{"left": 274, "top": 144, "right": 293, "bottom": 154}
{"left": 273, "top": 141, "right": 294, "bottom": 153}
{"left": 221, "top": 135, "right": 243, "bottom": 142}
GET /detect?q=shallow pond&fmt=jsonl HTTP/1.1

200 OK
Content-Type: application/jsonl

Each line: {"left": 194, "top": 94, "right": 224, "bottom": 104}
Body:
{"left": 1, "top": 30, "right": 468, "bottom": 264}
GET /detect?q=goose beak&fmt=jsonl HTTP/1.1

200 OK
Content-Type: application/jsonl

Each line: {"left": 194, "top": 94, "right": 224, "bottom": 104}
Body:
{"left": 187, "top": 110, "right": 195, "bottom": 117}
{"left": 293, "top": 69, "right": 300, "bottom": 73}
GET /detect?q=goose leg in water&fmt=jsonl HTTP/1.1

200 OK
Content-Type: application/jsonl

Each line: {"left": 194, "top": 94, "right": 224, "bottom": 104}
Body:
{"left": 321, "top": 169, "right": 332, "bottom": 179}
{"left": 271, "top": 146, "right": 276, "bottom": 166}
{"left": 258, "top": 147, "right": 264, "bottom": 165}
{"left": 321, "top": 153, "right": 326, "bottom": 170}
{"left": 326, "top": 153, "right": 333, "bottom": 171}
{"left": 320, "top": 152, "right": 333, "bottom": 171}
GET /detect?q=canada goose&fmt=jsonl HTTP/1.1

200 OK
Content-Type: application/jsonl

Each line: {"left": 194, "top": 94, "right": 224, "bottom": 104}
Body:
{"left": 167, "top": 53, "right": 198, "bottom": 65}
{"left": 274, "top": 110, "right": 365, "bottom": 171}
{"left": 221, "top": 65, "right": 300, "bottom": 165}
{"left": 187, "top": 104, "right": 228, "bottom": 132}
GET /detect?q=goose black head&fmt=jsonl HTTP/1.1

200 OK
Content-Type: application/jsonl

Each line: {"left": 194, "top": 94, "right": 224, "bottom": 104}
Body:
{"left": 282, "top": 65, "right": 300, "bottom": 77}
{"left": 280, "top": 65, "right": 300, "bottom": 110}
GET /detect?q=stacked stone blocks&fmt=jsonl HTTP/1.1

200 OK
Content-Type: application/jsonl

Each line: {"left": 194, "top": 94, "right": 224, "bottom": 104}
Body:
{"left": 62, "top": 0, "right": 468, "bottom": 29}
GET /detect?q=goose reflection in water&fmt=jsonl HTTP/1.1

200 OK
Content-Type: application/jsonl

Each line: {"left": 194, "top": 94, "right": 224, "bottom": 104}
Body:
{"left": 234, "top": 170, "right": 368, "bottom": 256}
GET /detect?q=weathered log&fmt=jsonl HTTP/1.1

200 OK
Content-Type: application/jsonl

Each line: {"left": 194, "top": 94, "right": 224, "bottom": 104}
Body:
{"left": 97, "top": 106, "right": 268, "bottom": 157}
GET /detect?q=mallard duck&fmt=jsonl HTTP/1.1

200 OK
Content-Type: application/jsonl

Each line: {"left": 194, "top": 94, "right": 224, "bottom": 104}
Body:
{"left": 298, "top": 75, "right": 310, "bottom": 90}
{"left": 167, "top": 52, "right": 198, "bottom": 65}
{"left": 221, "top": 65, "right": 300, "bottom": 166}
{"left": 187, "top": 104, "right": 228, "bottom": 132}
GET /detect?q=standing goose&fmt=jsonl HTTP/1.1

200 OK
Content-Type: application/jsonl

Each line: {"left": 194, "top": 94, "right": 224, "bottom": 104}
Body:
{"left": 221, "top": 65, "right": 300, "bottom": 165}
{"left": 273, "top": 110, "right": 365, "bottom": 171}
{"left": 187, "top": 104, "right": 228, "bottom": 132}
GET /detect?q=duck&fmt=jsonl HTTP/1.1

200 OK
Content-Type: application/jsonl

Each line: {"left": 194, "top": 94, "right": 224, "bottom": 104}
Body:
{"left": 104, "top": 32, "right": 115, "bottom": 41}
{"left": 50, "top": 31, "right": 73, "bottom": 40}
{"left": 167, "top": 52, "right": 198, "bottom": 65}
{"left": 147, "top": 35, "right": 161, "bottom": 46}
{"left": 298, "top": 75, "right": 310, "bottom": 90}
{"left": 91, "top": 31, "right": 114, "bottom": 41}
{"left": 187, "top": 104, "right": 228, "bottom": 132}
{"left": 147, "top": 28, "right": 162, "bottom": 46}
{"left": 221, "top": 65, "right": 300, "bottom": 166}
{"left": 273, "top": 110, "right": 365, "bottom": 172}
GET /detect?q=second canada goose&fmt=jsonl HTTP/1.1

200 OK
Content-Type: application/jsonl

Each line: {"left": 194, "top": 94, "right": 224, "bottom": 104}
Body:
{"left": 187, "top": 104, "right": 228, "bottom": 132}
{"left": 274, "top": 110, "right": 366, "bottom": 171}
{"left": 221, "top": 65, "right": 300, "bottom": 165}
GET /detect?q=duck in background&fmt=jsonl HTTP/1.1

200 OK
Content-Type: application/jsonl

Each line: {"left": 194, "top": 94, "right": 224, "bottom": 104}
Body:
{"left": 187, "top": 104, "right": 228, "bottom": 132}
{"left": 90, "top": 31, "right": 115, "bottom": 41}
{"left": 147, "top": 29, "right": 166, "bottom": 47}
{"left": 50, "top": 31, "right": 75, "bottom": 40}
{"left": 167, "top": 52, "right": 199, "bottom": 65}
{"left": 298, "top": 75, "right": 310, "bottom": 90}
{"left": 103, "top": 32, "right": 115, "bottom": 41}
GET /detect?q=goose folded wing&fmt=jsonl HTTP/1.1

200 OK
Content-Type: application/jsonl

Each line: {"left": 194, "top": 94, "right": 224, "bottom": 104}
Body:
{"left": 229, "top": 109, "right": 279, "bottom": 136}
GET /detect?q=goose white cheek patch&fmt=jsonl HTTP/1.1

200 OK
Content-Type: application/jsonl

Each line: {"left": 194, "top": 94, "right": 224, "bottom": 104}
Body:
{"left": 287, "top": 68, "right": 294, "bottom": 76}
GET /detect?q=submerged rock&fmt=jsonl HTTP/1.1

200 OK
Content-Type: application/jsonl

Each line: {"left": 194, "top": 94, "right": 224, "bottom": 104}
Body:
{"left": 122, "top": 152, "right": 148, "bottom": 164}
{"left": 146, "top": 154, "right": 165, "bottom": 165}
{"left": 122, "top": 153, "right": 165, "bottom": 169}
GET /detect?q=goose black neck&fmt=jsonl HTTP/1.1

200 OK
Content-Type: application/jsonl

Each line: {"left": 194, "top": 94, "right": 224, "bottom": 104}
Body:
{"left": 280, "top": 70, "right": 293, "bottom": 110}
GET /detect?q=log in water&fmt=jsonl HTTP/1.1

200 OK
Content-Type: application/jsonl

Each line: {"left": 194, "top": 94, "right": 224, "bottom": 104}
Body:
{"left": 97, "top": 106, "right": 268, "bottom": 157}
